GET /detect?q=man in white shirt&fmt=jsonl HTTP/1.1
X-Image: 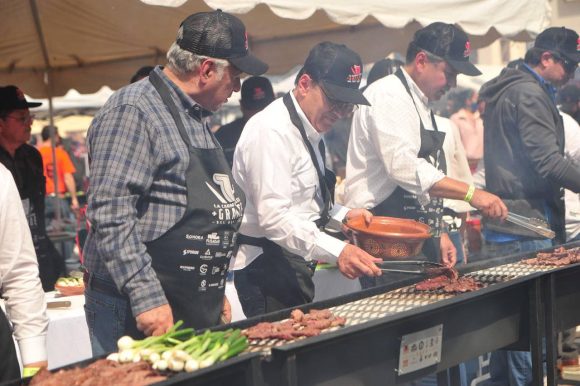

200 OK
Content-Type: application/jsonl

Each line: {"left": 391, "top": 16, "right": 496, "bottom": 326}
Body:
{"left": 232, "top": 42, "right": 382, "bottom": 317}
{"left": 345, "top": 22, "right": 507, "bottom": 267}
{"left": 0, "top": 163, "right": 48, "bottom": 381}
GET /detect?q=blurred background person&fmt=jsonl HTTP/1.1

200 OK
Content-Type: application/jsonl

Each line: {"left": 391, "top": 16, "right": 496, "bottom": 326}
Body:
{"left": 215, "top": 76, "right": 275, "bottom": 167}
{"left": 448, "top": 88, "right": 485, "bottom": 187}
{"left": 38, "top": 125, "right": 79, "bottom": 213}
{"left": 37, "top": 125, "right": 81, "bottom": 275}
{"left": 436, "top": 114, "right": 474, "bottom": 264}
{"left": 326, "top": 58, "right": 404, "bottom": 186}
{"left": 129, "top": 66, "right": 154, "bottom": 84}
{"left": 0, "top": 85, "right": 64, "bottom": 291}
{"left": 559, "top": 82, "right": 579, "bottom": 124}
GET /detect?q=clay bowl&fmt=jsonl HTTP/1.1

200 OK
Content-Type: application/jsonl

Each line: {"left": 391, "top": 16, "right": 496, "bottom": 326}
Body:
{"left": 55, "top": 284, "right": 85, "bottom": 297}
{"left": 344, "top": 216, "right": 432, "bottom": 260}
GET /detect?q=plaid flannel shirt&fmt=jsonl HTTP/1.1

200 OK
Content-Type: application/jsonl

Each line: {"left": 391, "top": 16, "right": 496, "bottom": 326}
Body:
{"left": 84, "top": 66, "right": 218, "bottom": 316}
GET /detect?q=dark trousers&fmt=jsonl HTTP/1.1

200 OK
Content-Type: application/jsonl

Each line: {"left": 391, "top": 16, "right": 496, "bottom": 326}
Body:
{"left": 0, "top": 309, "right": 20, "bottom": 384}
{"left": 234, "top": 247, "right": 316, "bottom": 318}
{"left": 36, "top": 235, "right": 65, "bottom": 292}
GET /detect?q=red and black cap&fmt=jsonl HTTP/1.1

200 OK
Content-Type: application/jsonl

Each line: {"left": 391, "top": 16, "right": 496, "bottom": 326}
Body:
{"left": 534, "top": 27, "right": 580, "bottom": 64}
{"left": 240, "top": 76, "right": 275, "bottom": 110}
{"left": 301, "top": 42, "right": 370, "bottom": 106}
{"left": 177, "top": 9, "right": 268, "bottom": 76}
{"left": 411, "top": 22, "right": 481, "bottom": 76}
{"left": 0, "top": 85, "right": 42, "bottom": 110}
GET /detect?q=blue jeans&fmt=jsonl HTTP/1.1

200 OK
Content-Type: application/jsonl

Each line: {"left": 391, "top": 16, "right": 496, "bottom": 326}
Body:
{"left": 486, "top": 238, "right": 552, "bottom": 386}
{"left": 84, "top": 281, "right": 144, "bottom": 357}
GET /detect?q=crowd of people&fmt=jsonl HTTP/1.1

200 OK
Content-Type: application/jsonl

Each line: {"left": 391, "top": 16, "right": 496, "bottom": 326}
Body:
{"left": 0, "top": 8, "right": 579, "bottom": 386}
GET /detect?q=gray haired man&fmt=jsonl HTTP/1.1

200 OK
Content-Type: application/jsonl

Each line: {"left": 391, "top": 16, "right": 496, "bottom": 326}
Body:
{"left": 83, "top": 10, "right": 267, "bottom": 356}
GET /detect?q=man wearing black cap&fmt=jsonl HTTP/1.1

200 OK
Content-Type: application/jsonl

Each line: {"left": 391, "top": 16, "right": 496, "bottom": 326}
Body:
{"left": 559, "top": 82, "right": 579, "bottom": 124}
{"left": 0, "top": 85, "right": 65, "bottom": 292}
{"left": 215, "top": 76, "right": 275, "bottom": 167}
{"left": 231, "top": 42, "right": 382, "bottom": 317}
{"left": 345, "top": 23, "right": 507, "bottom": 271}
{"left": 479, "top": 26, "right": 580, "bottom": 386}
{"left": 83, "top": 10, "right": 267, "bottom": 355}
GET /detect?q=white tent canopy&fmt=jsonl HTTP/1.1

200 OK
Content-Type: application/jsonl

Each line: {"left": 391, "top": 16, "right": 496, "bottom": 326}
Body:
{"left": 1, "top": 0, "right": 550, "bottom": 98}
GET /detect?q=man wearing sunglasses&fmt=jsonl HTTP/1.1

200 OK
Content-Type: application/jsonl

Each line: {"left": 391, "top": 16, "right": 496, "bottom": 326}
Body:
{"left": 479, "top": 26, "right": 580, "bottom": 386}
{"left": 345, "top": 23, "right": 507, "bottom": 273}
{"left": 231, "top": 42, "right": 383, "bottom": 317}
{"left": 0, "top": 85, "right": 66, "bottom": 292}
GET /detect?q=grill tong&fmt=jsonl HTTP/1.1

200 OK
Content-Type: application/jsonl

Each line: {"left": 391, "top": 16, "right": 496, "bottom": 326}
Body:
{"left": 505, "top": 212, "right": 556, "bottom": 239}
{"left": 376, "top": 260, "right": 449, "bottom": 276}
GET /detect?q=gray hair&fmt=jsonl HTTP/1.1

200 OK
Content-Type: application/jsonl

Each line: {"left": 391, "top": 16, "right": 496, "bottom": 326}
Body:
{"left": 166, "top": 27, "right": 229, "bottom": 79}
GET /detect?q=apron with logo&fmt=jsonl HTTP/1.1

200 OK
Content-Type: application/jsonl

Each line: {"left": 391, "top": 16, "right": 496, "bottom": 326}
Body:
{"left": 371, "top": 69, "right": 447, "bottom": 262}
{"left": 146, "top": 72, "right": 245, "bottom": 329}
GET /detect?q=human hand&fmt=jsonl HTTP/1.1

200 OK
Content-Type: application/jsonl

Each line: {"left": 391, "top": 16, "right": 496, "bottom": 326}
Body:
{"left": 439, "top": 232, "right": 457, "bottom": 267}
{"left": 70, "top": 197, "right": 80, "bottom": 213}
{"left": 341, "top": 208, "right": 373, "bottom": 238}
{"left": 470, "top": 189, "right": 508, "bottom": 220}
{"left": 337, "top": 244, "right": 383, "bottom": 279}
{"left": 136, "top": 304, "right": 173, "bottom": 337}
{"left": 221, "top": 296, "right": 232, "bottom": 324}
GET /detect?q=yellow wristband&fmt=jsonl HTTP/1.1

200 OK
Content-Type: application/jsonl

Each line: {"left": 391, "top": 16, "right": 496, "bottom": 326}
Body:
{"left": 464, "top": 185, "right": 475, "bottom": 203}
{"left": 22, "top": 367, "right": 40, "bottom": 377}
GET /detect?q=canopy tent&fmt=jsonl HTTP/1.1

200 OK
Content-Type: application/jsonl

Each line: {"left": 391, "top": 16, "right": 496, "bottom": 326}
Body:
{"left": 1, "top": 0, "right": 550, "bottom": 98}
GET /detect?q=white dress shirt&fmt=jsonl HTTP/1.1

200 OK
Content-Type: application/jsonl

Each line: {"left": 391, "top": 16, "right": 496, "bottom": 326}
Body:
{"left": 344, "top": 69, "right": 446, "bottom": 209}
{"left": 561, "top": 111, "right": 580, "bottom": 240}
{"left": 0, "top": 163, "right": 48, "bottom": 365}
{"left": 436, "top": 115, "right": 474, "bottom": 214}
{"left": 231, "top": 92, "right": 349, "bottom": 271}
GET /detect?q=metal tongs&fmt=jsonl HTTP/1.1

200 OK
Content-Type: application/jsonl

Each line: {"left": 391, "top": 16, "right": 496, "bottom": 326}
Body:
{"left": 376, "top": 260, "right": 448, "bottom": 275}
{"left": 505, "top": 212, "right": 556, "bottom": 239}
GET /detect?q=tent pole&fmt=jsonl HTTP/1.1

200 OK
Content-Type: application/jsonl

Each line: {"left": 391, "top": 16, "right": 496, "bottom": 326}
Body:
{"left": 44, "top": 70, "right": 62, "bottom": 224}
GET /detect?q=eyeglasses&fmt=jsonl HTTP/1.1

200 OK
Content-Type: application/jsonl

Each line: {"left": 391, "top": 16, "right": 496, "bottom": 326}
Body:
{"left": 319, "top": 85, "right": 358, "bottom": 115}
{"left": 4, "top": 114, "right": 35, "bottom": 125}
{"left": 551, "top": 52, "right": 578, "bottom": 74}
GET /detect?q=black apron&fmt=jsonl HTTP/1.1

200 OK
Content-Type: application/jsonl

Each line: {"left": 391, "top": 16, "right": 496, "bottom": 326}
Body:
{"left": 236, "top": 93, "right": 336, "bottom": 313}
{"left": 21, "top": 193, "right": 64, "bottom": 292}
{"left": 371, "top": 69, "right": 447, "bottom": 262}
{"left": 146, "top": 72, "right": 245, "bottom": 330}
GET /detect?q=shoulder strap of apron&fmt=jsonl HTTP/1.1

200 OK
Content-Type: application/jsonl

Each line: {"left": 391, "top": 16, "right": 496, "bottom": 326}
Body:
{"left": 282, "top": 92, "right": 332, "bottom": 226}
{"left": 394, "top": 68, "right": 440, "bottom": 133}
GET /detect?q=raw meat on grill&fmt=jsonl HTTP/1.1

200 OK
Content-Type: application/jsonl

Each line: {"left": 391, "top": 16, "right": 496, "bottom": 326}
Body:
{"left": 415, "top": 275, "right": 482, "bottom": 293}
{"left": 30, "top": 359, "right": 166, "bottom": 386}
{"left": 243, "top": 308, "right": 347, "bottom": 341}
{"left": 522, "top": 247, "right": 580, "bottom": 266}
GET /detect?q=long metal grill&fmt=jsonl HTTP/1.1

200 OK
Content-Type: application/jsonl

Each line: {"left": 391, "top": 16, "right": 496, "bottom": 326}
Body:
{"left": 245, "top": 260, "right": 556, "bottom": 354}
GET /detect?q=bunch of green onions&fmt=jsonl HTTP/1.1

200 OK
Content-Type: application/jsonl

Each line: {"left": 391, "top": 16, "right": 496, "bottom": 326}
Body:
{"left": 106, "top": 321, "right": 249, "bottom": 372}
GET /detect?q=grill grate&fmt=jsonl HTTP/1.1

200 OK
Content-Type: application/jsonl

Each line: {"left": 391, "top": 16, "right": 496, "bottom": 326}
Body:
{"left": 244, "top": 261, "right": 558, "bottom": 354}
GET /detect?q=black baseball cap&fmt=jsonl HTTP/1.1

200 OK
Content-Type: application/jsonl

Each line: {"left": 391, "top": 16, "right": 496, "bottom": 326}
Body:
{"left": 534, "top": 27, "right": 580, "bottom": 63}
{"left": 558, "top": 83, "right": 579, "bottom": 104}
{"left": 241, "top": 76, "right": 275, "bottom": 110}
{"left": 0, "top": 85, "right": 42, "bottom": 110}
{"left": 177, "top": 10, "right": 268, "bottom": 76}
{"left": 411, "top": 22, "right": 481, "bottom": 76}
{"left": 301, "top": 42, "right": 369, "bottom": 106}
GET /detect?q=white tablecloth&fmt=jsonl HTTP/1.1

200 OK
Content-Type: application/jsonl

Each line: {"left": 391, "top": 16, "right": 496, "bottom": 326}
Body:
{"left": 42, "top": 292, "right": 92, "bottom": 370}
